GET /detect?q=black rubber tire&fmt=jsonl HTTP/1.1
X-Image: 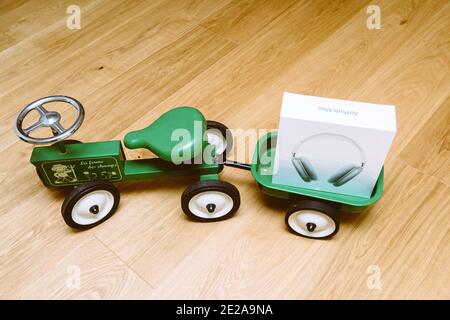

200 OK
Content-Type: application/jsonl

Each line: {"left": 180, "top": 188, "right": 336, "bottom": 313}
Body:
{"left": 206, "top": 120, "right": 233, "bottom": 163}
{"left": 61, "top": 180, "right": 120, "bottom": 230}
{"left": 181, "top": 180, "right": 240, "bottom": 222}
{"left": 285, "top": 199, "right": 340, "bottom": 239}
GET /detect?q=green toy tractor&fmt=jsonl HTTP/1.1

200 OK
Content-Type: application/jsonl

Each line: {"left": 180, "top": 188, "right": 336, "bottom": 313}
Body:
{"left": 14, "top": 96, "right": 240, "bottom": 230}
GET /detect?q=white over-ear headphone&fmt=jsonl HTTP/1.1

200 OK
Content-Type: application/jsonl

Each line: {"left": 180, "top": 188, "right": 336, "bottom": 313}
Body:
{"left": 291, "top": 133, "right": 365, "bottom": 187}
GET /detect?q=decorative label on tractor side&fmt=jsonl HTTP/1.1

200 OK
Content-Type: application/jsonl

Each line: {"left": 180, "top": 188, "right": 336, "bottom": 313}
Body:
{"left": 40, "top": 157, "right": 122, "bottom": 187}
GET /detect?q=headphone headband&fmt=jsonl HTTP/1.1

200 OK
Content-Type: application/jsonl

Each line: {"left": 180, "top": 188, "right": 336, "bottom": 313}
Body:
{"left": 292, "top": 133, "right": 365, "bottom": 166}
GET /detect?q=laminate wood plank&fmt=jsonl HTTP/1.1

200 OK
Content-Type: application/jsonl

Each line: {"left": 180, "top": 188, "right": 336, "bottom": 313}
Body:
{"left": 17, "top": 237, "right": 153, "bottom": 299}
{"left": 0, "top": 0, "right": 28, "bottom": 14}
{"left": 398, "top": 96, "right": 450, "bottom": 185}
{"left": 0, "top": 0, "right": 94, "bottom": 51}
{"left": 0, "top": 0, "right": 143, "bottom": 103}
{"left": 200, "top": 0, "right": 297, "bottom": 44}
{"left": 409, "top": 233, "right": 450, "bottom": 299}
{"left": 0, "top": 0, "right": 229, "bottom": 92}
{"left": 75, "top": 26, "right": 236, "bottom": 141}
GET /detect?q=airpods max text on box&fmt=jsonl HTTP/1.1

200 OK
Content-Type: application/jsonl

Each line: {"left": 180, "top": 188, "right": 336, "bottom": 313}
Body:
{"left": 272, "top": 92, "right": 396, "bottom": 199}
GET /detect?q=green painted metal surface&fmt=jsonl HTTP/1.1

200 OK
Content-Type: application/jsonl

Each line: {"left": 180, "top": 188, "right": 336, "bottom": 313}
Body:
{"left": 200, "top": 173, "right": 220, "bottom": 181}
{"left": 251, "top": 132, "right": 384, "bottom": 212}
{"left": 124, "top": 107, "right": 207, "bottom": 162}
{"left": 31, "top": 138, "right": 222, "bottom": 187}
{"left": 31, "top": 141, "right": 124, "bottom": 187}
{"left": 123, "top": 159, "right": 222, "bottom": 180}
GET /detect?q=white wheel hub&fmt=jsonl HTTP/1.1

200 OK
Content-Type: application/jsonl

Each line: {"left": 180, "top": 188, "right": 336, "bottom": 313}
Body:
{"left": 188, "top": 190, "right": 233, "bottom": 219}
{"left": 288, "top": 209, "right": 336, "bottom": 238}
{"left": 206, "top": 129, "right": 226, "bottom": 155}
{"left": 71, "top": 190, "right": 115, "bottom": 225}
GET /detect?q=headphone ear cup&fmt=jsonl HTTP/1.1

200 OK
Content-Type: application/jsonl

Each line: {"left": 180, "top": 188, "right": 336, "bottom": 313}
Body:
{"left": 292, "top": 158, "right": 311, "bottom": 182}
{"left": 292, "top": 157, "right": 317, "bottom": 182}
{"left": 299, "top": 157, "right": 317, "bottom": 180}
{"left": 328, "top": 165, "right": 363, "bottom": 186}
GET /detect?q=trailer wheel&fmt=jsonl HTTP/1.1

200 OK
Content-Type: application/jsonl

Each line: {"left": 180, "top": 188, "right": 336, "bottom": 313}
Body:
{"left": 206, "top": 120, "right": 233, "bottom": 162}
{"left": 285, "top": 200, "right": 340, "bottom": 239}
{"left": 181, "top": 180, "right": 240, "bottom": 222}
{"left": 62, "top": 180, "right": 120, "bottom": 230}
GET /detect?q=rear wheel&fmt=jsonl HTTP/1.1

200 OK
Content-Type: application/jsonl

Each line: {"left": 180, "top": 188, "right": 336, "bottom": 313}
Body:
{"left": 181, "top": 180, "right": 240, "bottom": 222}
{"left": 206, "top": 120, "right": 233, "bottom": 163}
{"left": 285, "top": 199, "right": 340, "bottom": 239}
{"left": 62, "top": 180, "right": 120, "bottom": 230}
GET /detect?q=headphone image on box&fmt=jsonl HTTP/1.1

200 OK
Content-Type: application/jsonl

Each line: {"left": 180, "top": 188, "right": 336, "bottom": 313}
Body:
{"left": 291, "top": 133, "right": 365, "bottom": 187}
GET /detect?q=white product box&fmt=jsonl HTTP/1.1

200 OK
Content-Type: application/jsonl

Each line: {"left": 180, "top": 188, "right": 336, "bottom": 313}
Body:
{"left": 273, "top": 92, "right": 396, "bottom": 198}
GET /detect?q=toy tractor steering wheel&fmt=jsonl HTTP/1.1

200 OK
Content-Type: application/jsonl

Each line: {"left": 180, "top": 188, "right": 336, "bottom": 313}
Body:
{"left": 14, "top": 95, "right": 84, "bottom": 144}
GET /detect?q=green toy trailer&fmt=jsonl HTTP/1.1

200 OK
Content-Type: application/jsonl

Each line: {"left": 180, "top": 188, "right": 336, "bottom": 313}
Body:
{"left": 15, "top": 96, "right": 240, "bottom": 230}
{"left": 224, "top": 132, "right": 384, "bottom": 239}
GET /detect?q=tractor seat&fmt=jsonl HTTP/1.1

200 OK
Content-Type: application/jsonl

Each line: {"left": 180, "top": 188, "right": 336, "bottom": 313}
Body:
{"left": 124, "top": 107, "right": 206, "bottom": 162}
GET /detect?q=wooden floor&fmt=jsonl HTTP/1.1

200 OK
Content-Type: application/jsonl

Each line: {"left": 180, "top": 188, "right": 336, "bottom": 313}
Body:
{"left": 0, "top": 0, "right": 449, "bottom": 299}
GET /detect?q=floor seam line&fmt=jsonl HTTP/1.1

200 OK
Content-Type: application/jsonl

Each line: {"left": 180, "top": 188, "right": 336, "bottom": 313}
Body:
{"left": 93, "top": 234, "right": 156, "bottom": 290}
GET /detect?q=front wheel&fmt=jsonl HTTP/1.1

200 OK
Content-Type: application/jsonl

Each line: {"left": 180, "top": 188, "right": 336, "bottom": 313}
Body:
{"left": 285, "top": 199, "right": 340, "bottom": 239}
{"left": 181, "top": 180, "right": 240, "bottom": 222}
{"left": 61, "top": 180, "right": 120, "bottom": 230}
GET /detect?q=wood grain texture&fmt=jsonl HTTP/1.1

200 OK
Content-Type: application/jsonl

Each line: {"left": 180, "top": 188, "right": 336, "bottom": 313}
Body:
{"left": 399, "top": 96, "right": 450, "bottom": 185}
{"left": 0, "top": 0, "right": 448, "bottom": 299}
